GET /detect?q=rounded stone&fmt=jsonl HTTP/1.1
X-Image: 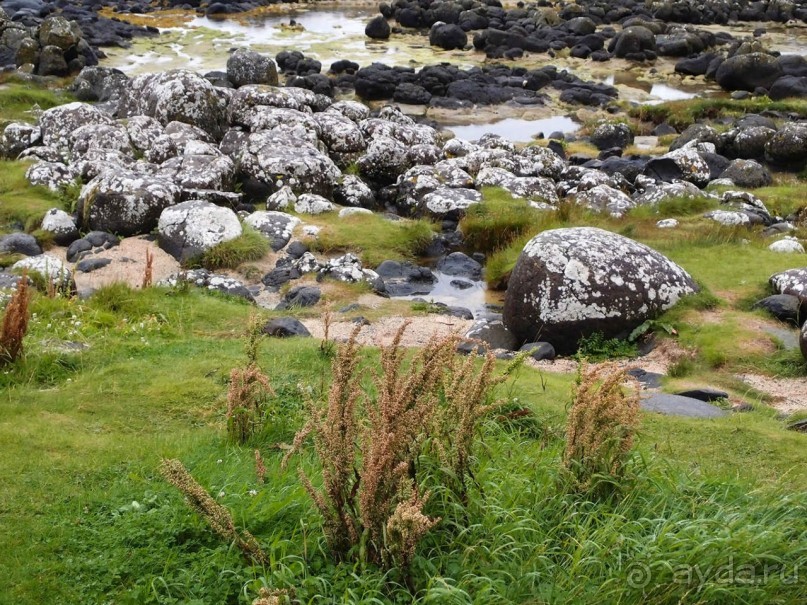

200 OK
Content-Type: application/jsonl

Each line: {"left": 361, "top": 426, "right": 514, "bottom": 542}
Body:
{"left": 503, "top": 227, "right": 699, "bottom": 353}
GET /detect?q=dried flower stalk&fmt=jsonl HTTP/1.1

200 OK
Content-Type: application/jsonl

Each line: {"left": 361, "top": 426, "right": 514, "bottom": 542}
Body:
{"left": 160, "top": 458, "right": 267, "bottom": 565}
{"left": 0, "top": 271, "right": 31, "bottom": 366}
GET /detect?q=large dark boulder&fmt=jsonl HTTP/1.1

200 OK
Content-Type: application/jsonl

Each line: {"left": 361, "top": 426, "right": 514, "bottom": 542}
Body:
{"left": 76, "top": 170, "right": 181, "bottom": 236}
{"left": 611, "top": 26, "right": 656, "bottom": 59}
{"left": 768, "top": 75, "right": 807, "bottom": 100}
{"left": 765, "top": 123, "right": 807, "bottom": 167}
{"left": 365, "top": 15, "right": 391, "bottom": 40}
{"left": 503, "top": 227, "right": 698, "bottom": 353}
{"left": 714, "top": 53, "right": 783, "bottom": 91}
{"left": 429, "top": 23, "right": 467, "bottom": 50}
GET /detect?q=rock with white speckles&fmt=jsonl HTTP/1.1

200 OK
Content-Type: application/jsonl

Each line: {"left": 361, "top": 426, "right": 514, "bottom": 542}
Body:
{"left": 2, "top": 122, "right": 41, "bottom": 158}
{"left": 158, "top": 152, "right": 235, "bottom": 191}
{"left": 634, "top": 181, "right": 704, "bottom": 206}
{"left": 117, "top": 70, "right": 228, "bottom": 140}
{"left": 69, "top": 123, "right": 134, "bottom": 158}
{"left": 644, "top": 141, "right": 711, "bottom": 186}
{"left": 357, "top": 135, "right": 410, "bottom": 185}
{"left": 11, "top": 254, "right": 73, "bottom": 290}
{"left": 266, "top": 186, "right": 297, "bottom": 210}
{"left": 313, "top": 111, "right": 366, "bottom": 154}
{"left": 334, "top": 175, "right": 375, "bottom": 208}
{"left": 294, "top": 194, "right": 335, "bottom": 215}
{"left": 157, "top": 200, "right": 243, "bottom": 262}
{"left": 325, "top": 100, "right": 370, "bottom": 123}
{"left": 40, "top": 208, "right": 79, "bottom": 245}
{"left": 244, "top": 211, "right": 300, "bottom": 251}
{"left": 77, "top": 170, "right": 181, "bottom": 236}
{"left": 573, "top": 184, "right": 634, "bottom": 217}
{"left": 768, "top": 237, "right": 804, "bottom": 254}
{"left": 801, "top": 321, "right": 807, "bottom": 361}
{"left": 770, "top": 267, "right": 807, "bottom": 299}
{"left": 39, "top": 102, "right": 115, "bottom": 149}
{"left": 25, "top": 161, "right": 78, "bottom": 192}
{"left": 226, "top": 48, "right": 279, "bottom": 88}
{"left": 421, "top": 187, "right": 481, "bottom": 219}
{"left": 656, "top": 218, "right": 679, "bottom": 229}
{"left": 704, "top": 209, "right": 751, "bottom": 226}
{"left": 503, "top": 227, "right": 698, "bottom": 354}
{"left": 237, "top": 131, "right": 341, "bottom": 198}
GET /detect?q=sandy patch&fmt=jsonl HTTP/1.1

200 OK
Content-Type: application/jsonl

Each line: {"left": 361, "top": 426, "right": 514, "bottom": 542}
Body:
{"left": 734, "top": 373, "right": 807, "bottom": 414}
{"left": 50, "top": 237, "right": 180, "bottom": 291}
{"left": 302, "top": 315, "right": 474, "bottom": 348}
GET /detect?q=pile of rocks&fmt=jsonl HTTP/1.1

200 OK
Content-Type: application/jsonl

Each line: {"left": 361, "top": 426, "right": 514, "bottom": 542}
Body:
{"left": 0, "top": 11, "right": 97, "bottom": 76}
{"left": 1, "top": 65, "right": 804, "bottom": 353}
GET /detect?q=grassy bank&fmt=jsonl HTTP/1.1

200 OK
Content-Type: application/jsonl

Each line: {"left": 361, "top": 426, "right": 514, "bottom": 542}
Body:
{"left": 0, "top": 285, "right": 805, "bottom": 604}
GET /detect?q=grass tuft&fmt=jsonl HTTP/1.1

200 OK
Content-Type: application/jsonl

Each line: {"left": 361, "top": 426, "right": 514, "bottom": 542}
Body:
{"left": 199, "top": 226, "right": 269, "bottom": 270}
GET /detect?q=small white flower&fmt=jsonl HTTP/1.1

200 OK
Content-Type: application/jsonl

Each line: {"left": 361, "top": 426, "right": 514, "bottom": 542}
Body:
{"left": 218, "top": 491, "right": 225, "bottom": 498}
{"left": 248, "top": 489, "right": 258, "bottom": 497}
{"left": 216, "top": 459, "right": 223, "bottom": 464}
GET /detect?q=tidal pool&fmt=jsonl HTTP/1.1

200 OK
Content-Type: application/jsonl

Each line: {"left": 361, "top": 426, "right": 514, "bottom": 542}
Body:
{"left": 396, "top": 270, "right": 499, "bottom": 319}
{"left": 444, "top": 116, "right": 580, "bottom": 142}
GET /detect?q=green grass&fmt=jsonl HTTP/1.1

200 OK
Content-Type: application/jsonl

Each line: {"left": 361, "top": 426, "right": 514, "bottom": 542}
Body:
{"left": 308, "top": 212, "right": 435, "bottom": 267}
{"left": 629, "top": 97, "right": 807, "bottom": 131}
{"left": 0, "top": 285, "right": 805, "bottom": 604}
{"left": 459, "top": 187, "right": 545, "bottom": 254}
{"left": 0, "top": 160, "right": 63, "bottom": 231}
{"left": 0, "top": 78, "right": 74, "bottom": 127}
{"left": 198, "top": 226, "right": 270, "bottom": 270}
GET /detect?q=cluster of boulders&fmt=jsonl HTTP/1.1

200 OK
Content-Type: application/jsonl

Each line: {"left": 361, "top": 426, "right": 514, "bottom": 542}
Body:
{"left": 199, "top": 48, "right": 620, "bottom": 109}
{"left": 0, "top": 10, "right": 97, "bottom": 76}
{"left": 2, "top": 64, "right": 805, "bottom": 356}
{"left": 363, "top": 0, "right": 807, "bottom": 102}
{"left": 676, "top": 40, "right": 807, "bottom": 98}
{"left": 1, "top": 0, "right": 155, "bottom": 65}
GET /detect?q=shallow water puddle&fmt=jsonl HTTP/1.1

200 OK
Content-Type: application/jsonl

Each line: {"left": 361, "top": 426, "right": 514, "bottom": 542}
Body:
{"left": 444, "top": 116, "right": 580, "bottom": 142}
{"left": 396, "top": 271, "right": 501, "bottom": 319}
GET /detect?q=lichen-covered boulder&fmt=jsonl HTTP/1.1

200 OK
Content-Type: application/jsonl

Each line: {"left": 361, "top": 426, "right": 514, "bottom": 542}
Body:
{"left": 39, "top": 102, "right": 115, "bottom": 149}
{"left": 38, "top": 16, "right": 80, "bottom": 51}
{"left": 2, "top": 122, "right": 41, "bottom": 158}
{"left": 644, "top": 141, "right": 711, "bottom": 186}
{"left": 770, "top": 267, "right": 807, "bottom": 299}
{"left": 77, "top": 170, "right": 181, "bottom": 236}
{"left": 801, "top": 321, "right": 807, "bottom": 361}
{"left": 226, "top": 48, "right": 278, "bottom": 88}
{"left": 118, "top": 70, "right": 228, "bottom": 140}
{"left": 40, "top": 208, "right": 79, "bottom": 245}
{"left": 313, "top": 111, "right": 366, "bottom": 154}
{"left": 334, "top": 175, "right": 375, "bottom": 208}
{"left": 11, "top": 254, "right": 73, "bottom": 290}
{"left": 765, "top": 123, "right": 807, "bottom": 167}
{"left": 503, "top": 227, "right": 698, "bottom": 353}
{"left": 266, "top": 186, "right": 296, "bottom": 210}
{"left": 421, "top": 187, "right": 481, "bottom": 219}
{"left": 357, "top": 135, "right": 410, "bottom": 185}
{"left": 158, "top": 151, "right": 235, "bottom": 191}
{"left": 244, "top": 211, "right": 300, "bottom": 251}
{"left": 237, "top": 131, "right": 341, "bottom": 197}
{"left": 573, "top": 184, "right": 634, "bottom": 217}
{"left": 25, "top": 161, "right": 78, "bottom": 192}
{"left": 69, "top": 123, "right": 134, "bottom": 158}
{"left": 294, "top": 193, "right": 335, "bottom": 215}
{"left": 157, "top": 200, "right": 242, "bottom": 262}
